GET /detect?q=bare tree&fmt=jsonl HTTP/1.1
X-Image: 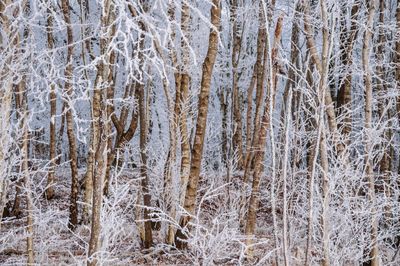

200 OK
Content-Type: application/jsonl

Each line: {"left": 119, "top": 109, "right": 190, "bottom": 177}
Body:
{"left": 362, "top": 0, "right": 379, "bottom": 264}
{"left": 230, "top": 0, "right": 244, "bottom": 169}
{"left": 175, "top": 0, "right": 221, "bottom": 249}
{"left": 61, "top": 0, "right": 80, "bottom": 230}
{"left": 244, "top": 13, "right": 283, "bottom": 257}
{"left": 1, "top": 1, "right": 400, "bottom": 265}
{"left": 45, "top": 3, "right": 56, "bottom": 200}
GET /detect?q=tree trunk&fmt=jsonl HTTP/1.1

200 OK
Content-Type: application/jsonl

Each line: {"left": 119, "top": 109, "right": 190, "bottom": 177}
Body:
{"left": 375, "top": 0, "right": 391, "bottom": 213}
{"left": 230, "top": 0, "right": 244, "bottom": 169}
{"left": 362, "top": 0, "right": 379, "bottom": 265}
{"left": 336, "top": 2, "right": 359, "bottom": 137}
{"left": 138, "top": 82, "right": 153, "bottom": 249}
{"left": 175, "top": 0, "right": 221, "bottom": 249}
{"left": 242, "top": 5, "right": 267, "bottom": 185}
{"left": 61, "top": 0, "right": 80, "bottom": 230}
{"left": 11, "top": 81, "right": 24, "bottom": 218}
{"left": 22, "top": 101, "right": 35, "bottom": 265}
{"left": 0, "top": 0, "right": 17, "bottom": 230}
{"left": 218, "top": 88, "right": 229, "bottom": 165}
{"left": 87, "top": 2, "right": 114, "bottom": 263}
{"left": 244, "top": 15, "right": 283, "bottom": 257}
{"left": 281, "top": 89, "right": 293, "bottom": 266}
{"left": 87, "top": 88, "right": 108, "bottom": 265}
{"left": 46, "top": 4, "right": 56, "bottom": 200}
{"left": 178, "top": 2, "right": 192, "bottom": 211}
{"left": 102, "top": 47, "right": 117, "bottom": 197}
{"left": 165, "top": 0, "right": 192, "bottom": 244}
{"left": 303, "top": 1, "right": 343, "bottom": 155}
{"left": 396, "top": 0, "right": 400, "bottom": 125}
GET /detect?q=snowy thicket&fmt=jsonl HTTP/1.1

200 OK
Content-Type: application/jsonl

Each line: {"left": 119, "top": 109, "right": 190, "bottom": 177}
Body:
{"left": 1, "top": 0, "right": 400, "bottom": 265}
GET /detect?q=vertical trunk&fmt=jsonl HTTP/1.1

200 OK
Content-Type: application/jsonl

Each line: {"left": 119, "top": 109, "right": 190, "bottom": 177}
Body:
{"left": 178, "top": 2, "right": 192, "bottom": 209}
{"left": 337, "top": 3, "right": 360, "bottom": 137}
{"left": 166, "top": 0, "right": 192, "bottom": 244}
{"left": 396, "top": 0, "right": 400, "bottom": 124}
{"left": 281, "top": 2, "right": 300, "bottom": 120}
{"left": 281, "top": 89, "right": 293, "bottom": 266}
{"left": 178, "top": 87, "right": 191, "bottom": 201}
{"left": 46, "top": 5, "right": 56, "bottom": 200}
{"left": 396, "top": 0, "right": 400, "bottom": 209}
{"left": 218, "top": 88, "right": 229, "bottom": 165}
{"left": 87, "top": 68, "right": 105, "bottom": 263}
{"left": 164, "top": 5, "right": 179, "bottom": 242}
{"left": 11, "top": 15, "right": 34, "bottom": 215}
{"left": 56, "top": 101, "right": 67, "bottom": 164}
{"left": 302, "top": 3, "right": 340, "bottom": 262}
{"left": 61, "top": 0, "right": 79, "bottom": 230}
{"left": 11, "top": 82, "right": 24, "bottom": 218}
{"left": 15, "top": 6, "right": 35, "bottom": 258}
{"left": 175, "top": 0, "right": 221, "bottom": 249}
{"left": 375, "top": 0, "right": 391, "bottom": 212}
{"left": 303, "top": 1, "right": 343, "bottom": 154}
{"left": 304, "top": 88, "right": 322, "bottom": 266}
{"left": 230, "top": 0, "right": 244, "bottom": 169}
{"left": 102, "top": 47, "right": 117, "bottom": 196}
{"left": 362, "top": 1, "right": 379, "bottom": 265}
{"left": 87, "top": 78, "right": 108, "bottom": 265}
{"left": 138, "top": 83, "right": 153, "bottom": 248}
{"left": 127, "top": 4, "right": 155, "bottom": 247}
{"left": 320, "top": 127, "right": 330, "bottom": 266}
{"left": 163, "top": 100, "right": 177, "bottom": 244}
{"left": 87, "top": 1, "right": 113, "bottom": 262}
{"left": 0, "top": 0, "right": 18, "bottom": 229}
{"left": 243, "top": 65, "right": 257, "bottom": 166}
{"left": 82, "top": 132, "right": 94, "bottom": 224}
{"left": 22, "top": 101, "right": 34, "bottom": 265}
{"left": 319, "top": 1, "right": 332, "bottom": 264}
{"left": 81, "top": 0, "right": 95, "bottom": 223}
{"left": 178, "top": 87, "right": 191, "bottom": 200}
{"left": 244, "top": 15, "right": 283, "bottom": 257}
{"left": 243, "top": 5, "right": 267, "bottom": 184}
{"left": 83, "top": 0, "right": 116, "bottom": 222}
{"left": 77, "top": 3, "right": 94, "bottom": 189}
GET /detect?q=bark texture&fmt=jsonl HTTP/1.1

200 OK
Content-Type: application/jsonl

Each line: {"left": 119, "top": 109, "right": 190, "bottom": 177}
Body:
{"left": 61, "top": 0, "right": 80, "bottom": 230}
{"left": 175, "top": 0, "right": 221, "bottom": 249}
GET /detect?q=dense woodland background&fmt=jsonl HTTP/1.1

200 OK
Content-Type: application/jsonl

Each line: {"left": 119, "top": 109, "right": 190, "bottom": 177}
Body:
{"left": 1, "top": 0, "right": 400, "bottom": 265}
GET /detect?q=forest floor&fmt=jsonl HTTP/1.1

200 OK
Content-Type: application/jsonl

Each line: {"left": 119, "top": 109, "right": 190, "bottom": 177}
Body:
{"left": 0, "top": 167, "right": 278, "bottom": 265}
{"left": 1, "top": 167, "right": 321, "bottom": 265}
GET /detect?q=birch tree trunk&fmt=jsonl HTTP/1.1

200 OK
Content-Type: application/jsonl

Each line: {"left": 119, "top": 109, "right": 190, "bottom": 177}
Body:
{"left": 303, "top": 1, "right": 343, "bottom": 155}
{"left": 177, "top": 0, "right": 192, "bottom": 220}
{"left": 175, "top": 0, "right": 221, "bottom": 249}
{"left": 230, "top": 0, "right": 244, "bottom": 169}
{"left": 244, "top": 15, "right": 283, "bottom": 257}
{"left": 0, "top": 0, "right": 16, "bottom": 230}
{"left": 396, "top": 0, "right": 400, "bottom": 201}
{"left": 337, "top": 2, "right": 359, "bottom": 137}
{"left": 375, "top": 0, "right": 391, "bottom": 209}
{"left": 242, "top": 5, "right": 267, "bottom": 185}
{"left": 165, "top": 0, "right": 192, "bottom": 244}
{"left": 138, "top": 81, "right": 153, "bottom": 249}
{"left": 87, "top": 1, "right": 114, "bottom": 262}
{"left": 319, "top": 1, "right": 333, "bottom": 264}
{"left": 22, "top": 98, "right": 35, "bottom": 265}
{"left": 362, "top": 0, "right": 379, "bottom": 265}
{"left": 87, "top": 89, "right": 108, "bottom": 265}
{"left": 302, "top": 1, "right": 335, "bottom": 264}
{"left": 80, "top": 0, "right": 94, "bottom": 222}
{"left": 61, "top": 0, "right": 80, "bottom": 230}
{"left": 46, "top": 4, "right": 56, "bottom": 200}
{"left": 281, "top": 89, "right": 292, "bottom": 266}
